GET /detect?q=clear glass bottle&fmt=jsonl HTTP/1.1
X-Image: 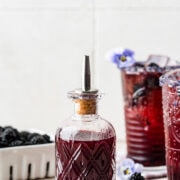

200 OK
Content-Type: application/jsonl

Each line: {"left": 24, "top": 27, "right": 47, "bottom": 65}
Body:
{"left": 55, "top": 56, "right": 116, "bottom": 180}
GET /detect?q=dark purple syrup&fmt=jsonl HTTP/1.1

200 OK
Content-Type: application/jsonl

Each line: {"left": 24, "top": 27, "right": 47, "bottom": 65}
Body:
{"left": 55, "top": 135, "right": 115, "bottom": 180}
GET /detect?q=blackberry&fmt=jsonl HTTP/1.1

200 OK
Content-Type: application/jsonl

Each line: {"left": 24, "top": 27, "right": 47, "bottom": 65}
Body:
{"left": 146, "top": 62, "right": 160, "bottom": 72}
{"left": 144, "top": 74, "right": 160, "bottom": 89}
{"left": 0, "top": 126, "right": 4, "bottom": 133}
{"left": 30, "top": 135, "right": 47, "bottom": 144}
{"left": 27, "top": 133, "right": 40, "bottom": 141}
{"left": 147, "top": 62, "right": 159, "bottom": 68}
{"left": 0, "top": 125, "right": 53, "bottom": 148}
{"left": 10, "top": 140, "right": 24, "bottom": 147}
{"left": 19, "top": 131, "right": 30, "bottom": 141}
{"left": 129, "top": 172, "right": 145, "bottom": 180}
{"left": 0, "top": 127, "right": 19, "bottom": 143}
{"left": 127, "top": 62, "right": 145, "bottom": 72}
{"left": 134, "top": 62, "right": 145, "bottom": 68}
{"left": 42, "top": 134, "right": 52, "bottom": 143}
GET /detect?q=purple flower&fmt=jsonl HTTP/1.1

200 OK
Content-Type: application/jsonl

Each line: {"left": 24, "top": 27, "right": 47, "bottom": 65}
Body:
{"left": 106, "top": 48, "right": 135, "bottom": 69}
{"left": 116, "top": 158, "right": 143, "bottom": 180}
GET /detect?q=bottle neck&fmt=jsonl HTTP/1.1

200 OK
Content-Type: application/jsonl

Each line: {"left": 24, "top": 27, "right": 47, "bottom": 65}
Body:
{"left": 73, "top": 99, "right": 98, "bottom": 115}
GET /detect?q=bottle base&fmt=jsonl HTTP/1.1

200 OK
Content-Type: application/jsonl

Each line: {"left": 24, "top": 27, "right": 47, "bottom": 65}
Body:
{"left": 142, "top": 165, "right": 167, "bottom": 179}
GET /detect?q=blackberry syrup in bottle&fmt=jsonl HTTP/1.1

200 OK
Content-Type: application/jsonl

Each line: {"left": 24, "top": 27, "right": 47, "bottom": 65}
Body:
{"left": 55, "top": 56, "right": 116, "bottom": 180}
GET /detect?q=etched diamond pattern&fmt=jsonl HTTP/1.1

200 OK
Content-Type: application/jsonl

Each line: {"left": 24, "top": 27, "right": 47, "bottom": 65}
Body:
{"left": 56, "top": 137, "right": 115, "bottom": 180}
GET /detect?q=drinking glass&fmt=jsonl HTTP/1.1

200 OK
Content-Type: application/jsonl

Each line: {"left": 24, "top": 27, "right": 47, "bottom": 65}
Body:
{"left": 160, "top": 68, "right": 180, "bottom": 180}
{"left": 121, "top": 55, "right": 179, "bottom": 175}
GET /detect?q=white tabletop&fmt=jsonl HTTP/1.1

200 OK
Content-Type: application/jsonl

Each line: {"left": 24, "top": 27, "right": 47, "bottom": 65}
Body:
{"left": 116, "top": 140, "right": 167, "bottom": 180}
{"left": 46, "top": 140, "right": 167, "bottom": 180}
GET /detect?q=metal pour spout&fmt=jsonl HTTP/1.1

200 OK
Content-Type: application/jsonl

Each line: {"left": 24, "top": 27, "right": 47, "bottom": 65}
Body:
{"left": 68, "top": 55, "right": 100, "bottom": 114}
{"left": 82, "top": 55, "right": 91, "bottom": 92}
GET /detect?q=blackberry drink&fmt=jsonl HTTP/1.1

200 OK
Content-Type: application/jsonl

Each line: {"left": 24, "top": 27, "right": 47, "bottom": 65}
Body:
{"left": 160, "top": 69, "right": 180, "bottom": 180}
{"left": 121, "top": 62, "right": 166, "bottom": 166}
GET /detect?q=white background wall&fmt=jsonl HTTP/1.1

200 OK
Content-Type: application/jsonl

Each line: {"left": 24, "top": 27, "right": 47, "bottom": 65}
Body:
{"left": 0, "top": 0, "right": 180, "bottom": 140}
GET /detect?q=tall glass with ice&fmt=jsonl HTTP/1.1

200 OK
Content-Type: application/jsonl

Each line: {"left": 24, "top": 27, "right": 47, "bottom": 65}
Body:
{"left": 160, "top": 69, "right": 180, "bottom": 179}
{"left": 121, "top": 58, "right": 167, "bottom": 167}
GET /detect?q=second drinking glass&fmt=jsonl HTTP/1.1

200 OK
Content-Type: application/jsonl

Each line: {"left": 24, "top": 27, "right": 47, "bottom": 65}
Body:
{"left": 160, "top": 69, "right": 180, "bottom": 180}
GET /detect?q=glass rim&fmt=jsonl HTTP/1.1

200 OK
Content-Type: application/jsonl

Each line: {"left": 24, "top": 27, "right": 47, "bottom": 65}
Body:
{"left": 160, "top": 68, "right": 180, "bottom": 87}
{"left": 67, "top": 89, "right": 104, "bottom": 100}
{"left": 122, "top": 61, "right": 180, "bottom": 74}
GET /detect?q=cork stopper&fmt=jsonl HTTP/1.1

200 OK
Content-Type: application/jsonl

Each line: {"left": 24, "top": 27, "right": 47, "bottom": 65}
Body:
{"left": 74, "top": 99, "right": 97, "bottom": 115}
{"left": 68, "top": 55, "right": 100, "bottom": 115}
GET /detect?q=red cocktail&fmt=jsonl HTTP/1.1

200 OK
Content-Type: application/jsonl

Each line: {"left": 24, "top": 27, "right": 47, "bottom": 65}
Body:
{"left": 121, "top": 60, "right": 176, "bottom": 167}
{"left": 160, "top": 69, "right": 180, "bottom": 180}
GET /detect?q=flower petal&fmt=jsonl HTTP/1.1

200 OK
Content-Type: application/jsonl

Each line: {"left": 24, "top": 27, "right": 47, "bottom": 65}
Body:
{"left": 134, "top": 163, "right": 144, "bottom": 173}
{"left": 123, "top": 49, "right": 134, "bottom": 56}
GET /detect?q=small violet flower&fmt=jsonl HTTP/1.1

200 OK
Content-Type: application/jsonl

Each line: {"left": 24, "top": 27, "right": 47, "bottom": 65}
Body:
{"left": 116, "top": 158, "right": 143, "bottom": 180}
{"left": 106, "top": 48, "right": 135, "bottom": 69}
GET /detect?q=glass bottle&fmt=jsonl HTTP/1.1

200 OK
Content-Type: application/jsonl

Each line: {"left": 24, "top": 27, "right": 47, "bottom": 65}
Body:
{"left": 55, "top": 56, "right": 116, "bottom": 180}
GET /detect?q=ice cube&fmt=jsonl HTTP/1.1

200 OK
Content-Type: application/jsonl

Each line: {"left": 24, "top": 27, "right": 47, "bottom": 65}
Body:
{"left": 167, "top": 58, "right": 180, "bottom": 66}
{"left": 125, "top": 62, "right": 145, "bottom": 73}
{"left": 132, "top": 87, "right": 146, "bottom": 106}
{"left": 145, "top": 55, "right": 170, "bottom": 68}
{"left": 144, "top": 74, "right": 160, "bottom": 88}
{"left": 176, "top": 86, "right": 180, "bottom": 96}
